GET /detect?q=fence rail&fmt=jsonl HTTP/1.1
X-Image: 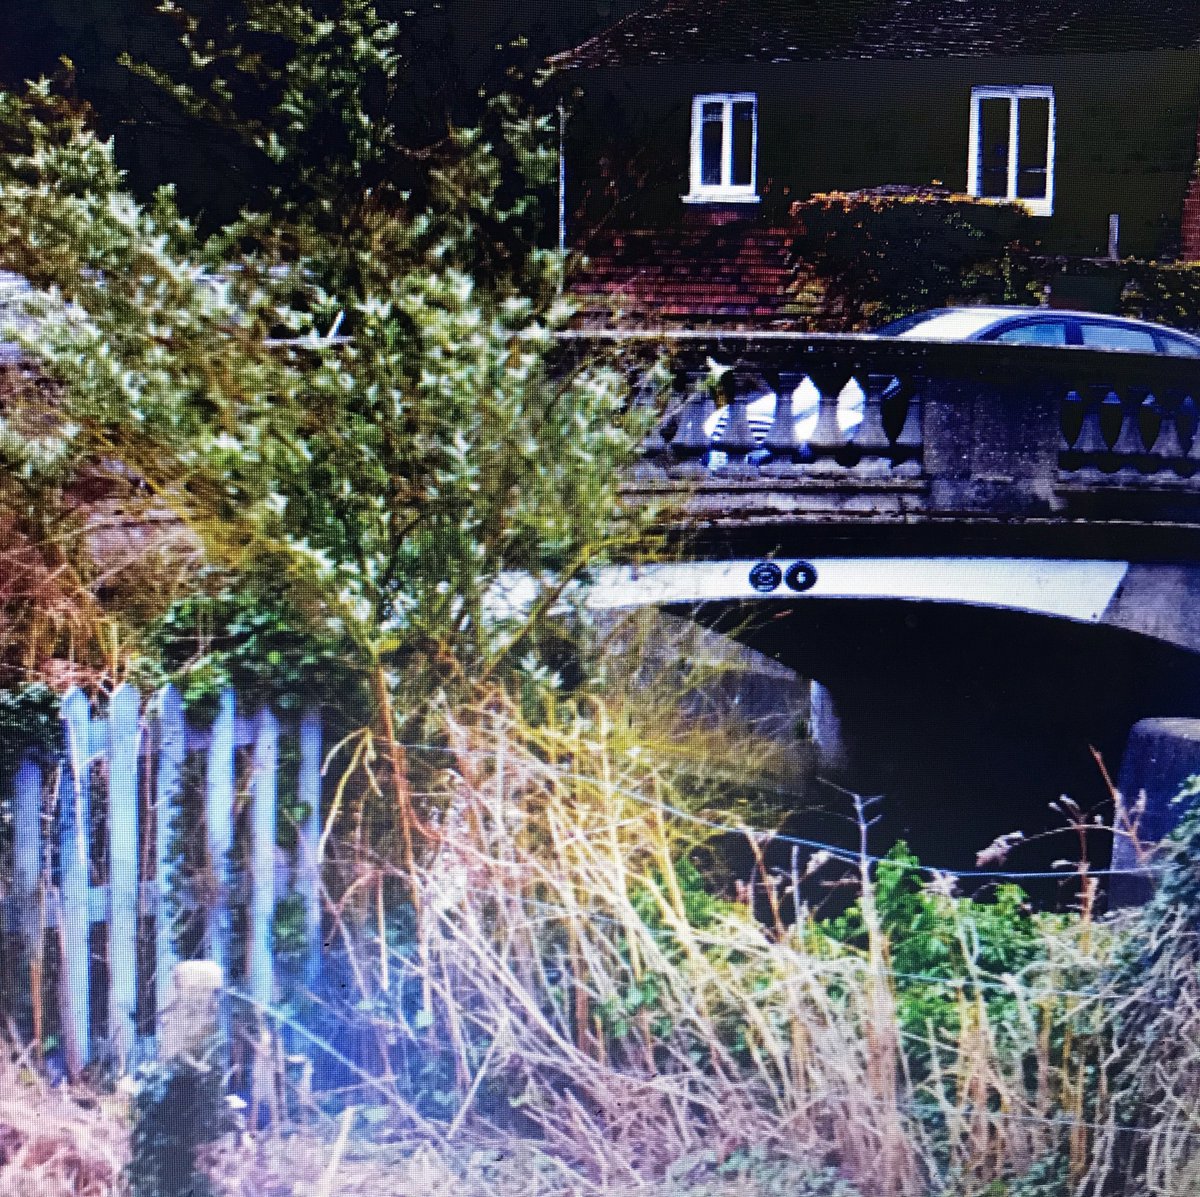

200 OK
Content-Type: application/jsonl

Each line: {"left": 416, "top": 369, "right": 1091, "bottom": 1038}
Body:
{"left": 6, "top": 683, "right": 323, "bottom": 1076}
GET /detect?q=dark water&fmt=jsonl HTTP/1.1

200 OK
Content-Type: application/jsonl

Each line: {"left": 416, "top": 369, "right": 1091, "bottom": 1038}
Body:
{"left": 687, "top": 599, "right": 1200, "bottom": 913}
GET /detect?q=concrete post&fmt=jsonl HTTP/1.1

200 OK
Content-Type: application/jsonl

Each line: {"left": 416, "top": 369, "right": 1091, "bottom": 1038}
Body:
{"left": 131, "top": 961, "right": 226, "bottom": 1197}
{"left": 159, "top": 960, "right": 224, "bottom": 1064}
{"left": 809, "top": 680, "right": 850, "bottom": 778}
{"left": 1110, "top": 718, "right": 1200, "bottom": 906}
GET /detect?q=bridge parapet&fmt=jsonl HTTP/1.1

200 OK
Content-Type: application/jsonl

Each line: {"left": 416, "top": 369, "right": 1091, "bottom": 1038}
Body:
{"left": 562, "top": 332, "right": 1200, "bottom": 545}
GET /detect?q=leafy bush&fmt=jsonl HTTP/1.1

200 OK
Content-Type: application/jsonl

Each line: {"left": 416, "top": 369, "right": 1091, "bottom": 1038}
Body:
{"left": 0, "top": 682, "right": 62, "bottom": 778}
{"left": 1120, "top": 260, "right": 1200, "bottom": 332}
{"left": 790, "top": 190, "right": 1041, "bottom": 330}
{"left": 1100, "top": 776, "right": 1200, "bottom": 1195}
{"left": 662, "top": 1147, "right": 865, "bottom": 1197}
{"left": 822, "top": 843, "right": 1058, "bottom": 1075}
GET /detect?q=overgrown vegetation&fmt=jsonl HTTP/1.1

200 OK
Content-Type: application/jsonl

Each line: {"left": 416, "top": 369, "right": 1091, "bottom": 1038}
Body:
{"left": 0, "top": 4, "right": 1195, "bottom": 1197}
{"left": 1120, "top": 259, "right": 1200, "bottom": 331}
{"left": 89, "top": 698, "right": 1200, "bottom": 1197}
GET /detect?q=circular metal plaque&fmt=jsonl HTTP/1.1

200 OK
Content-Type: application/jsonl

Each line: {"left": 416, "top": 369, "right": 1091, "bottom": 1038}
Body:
{"left": 748, "top": 562, "right": 783, "bottom": 593}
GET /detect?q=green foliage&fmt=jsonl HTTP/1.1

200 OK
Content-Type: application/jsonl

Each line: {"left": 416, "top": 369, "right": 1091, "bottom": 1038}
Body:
{"left": 122, "top": 0, "right": 410, "bottom": 224}
{"left": 791, "top": 191, "right": 1040, "bottom": 331}
{"left": 148, "top": 568, "right": 364, "bottom": 719}
{"left": 272, "top": 891, "right": 309, "bottom": 964}
{"left": 977, "top": 1152, "right": 1071, "bottom": 1197}
{"left": 662, "top": 1148, "right": 864, "bottom": 1197}
{"left": 823, "top": 843, "right": 1054, "bottom": 1071}
{"left": 0, "top": 682, "right": 62, "bottom": 778}
{"left": 632, "top": 855, "right": 737, "bottom": 937}
{"left": 0, "top": 26, "right": 649, "bottom": 699}
{"left": 1120, "top": 260, "right": 1200, "bottom": 332}
{"left": 1113, "top": 774, "right": 1200, "bottom": 994}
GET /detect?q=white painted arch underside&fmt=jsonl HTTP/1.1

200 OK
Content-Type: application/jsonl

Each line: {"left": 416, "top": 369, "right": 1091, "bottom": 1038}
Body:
{"left": 577, "top": 558, "right": 1130, "bottom": 625}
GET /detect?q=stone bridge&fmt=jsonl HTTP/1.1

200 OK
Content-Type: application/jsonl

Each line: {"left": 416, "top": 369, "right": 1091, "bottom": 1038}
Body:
{"left": 559, "top": 331, "right": 1200, "bottom": 897}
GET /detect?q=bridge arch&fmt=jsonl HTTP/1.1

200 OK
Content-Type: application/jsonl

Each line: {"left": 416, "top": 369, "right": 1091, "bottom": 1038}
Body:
{"left": 582, "top": 558, "right": 1200, "bottom": 894}
{"left": 584, "top": 557, "right": 1200, "bottom": 659}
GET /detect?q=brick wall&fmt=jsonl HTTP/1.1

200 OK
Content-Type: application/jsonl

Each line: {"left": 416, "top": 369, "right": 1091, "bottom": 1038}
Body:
{"left": 1181, "top": 112, "right": 1200, "bottom": 261}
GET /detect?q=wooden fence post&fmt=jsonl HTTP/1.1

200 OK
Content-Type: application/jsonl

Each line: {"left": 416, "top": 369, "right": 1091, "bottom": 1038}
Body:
{"left": 250, "top": 707, "right": 278, "bottom": 1009}
{"left": 13, "top": 752, "right": 43, "bottom": 1046}
{"left": 59, "top": 687, "right": 92, "bottom": 1077}
{"left": 297, "top": 705, "right": 322, "bottom": 987}
{"left": 154, "top": 685, "right": 185, "bottom": 1023}
{"left": 107, "top": 683, "right": 140, "bottom": 1067}
{"left": 204, "top": 689, "right": 236, "bottom": 982}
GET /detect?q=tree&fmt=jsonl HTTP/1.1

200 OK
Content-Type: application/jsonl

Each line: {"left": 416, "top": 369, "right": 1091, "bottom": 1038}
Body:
{"left": 0, "top": 10, "right": 652, "bottom": 879}
{"left": 0, "top": 0, "right": 645, "bottom": 226}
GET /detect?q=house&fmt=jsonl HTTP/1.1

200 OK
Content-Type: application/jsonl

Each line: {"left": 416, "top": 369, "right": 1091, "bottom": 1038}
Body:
{"left": 550, "top": 0, "right": 1200, "bottom": 325}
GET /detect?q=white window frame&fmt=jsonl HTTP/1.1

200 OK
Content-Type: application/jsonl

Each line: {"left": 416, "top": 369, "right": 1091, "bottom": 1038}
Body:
{"left": 967, "top": 85, "right": 1055, "bottom": 217}
{"left": 684, "top": 92, "right": 760, "bottom": 204}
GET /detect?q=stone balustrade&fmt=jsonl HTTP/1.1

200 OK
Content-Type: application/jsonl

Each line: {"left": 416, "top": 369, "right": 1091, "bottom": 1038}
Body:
{"left": 558, "top": 331, "right": 1200, "bottom": 543}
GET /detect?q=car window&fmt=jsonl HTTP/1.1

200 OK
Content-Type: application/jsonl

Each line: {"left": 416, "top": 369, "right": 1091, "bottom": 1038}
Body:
{"left": 1077, "top": 322, "right": 1158, "bottom": 353}
{"left": 992, "top": 320, "right": 1069, "bottom": 346}
{"left": 1158, "top": 331, "right": 1200, "bottom": 357}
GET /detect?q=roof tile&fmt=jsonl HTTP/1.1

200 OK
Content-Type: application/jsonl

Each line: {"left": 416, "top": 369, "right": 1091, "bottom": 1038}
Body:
{"left": 551, "top": 0, "right": 1200, "bottom": 69}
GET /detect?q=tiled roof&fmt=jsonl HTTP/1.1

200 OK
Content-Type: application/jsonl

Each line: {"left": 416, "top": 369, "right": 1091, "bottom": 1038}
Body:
{"left": 569, "top": 226, "right": 815, "bottom": 329}
{"left": 550, "top": 0, "right": 1200, "bottom": 69}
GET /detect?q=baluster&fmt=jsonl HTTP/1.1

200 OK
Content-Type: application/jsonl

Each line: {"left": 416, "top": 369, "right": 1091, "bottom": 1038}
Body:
{"left": 1180, "top": 396, "right": 1200, "bottom": 478}
{"left": 762, "top": 379, "right": 799, "bottom": 467}
{"left": 713, "top": 371, "right": 757, "bottom": 470}
{"left": 633, "top": 368, "right": 671, "bottom": 468}
{"left": 893, "top": 386, "right": 923, "bottom": 478}
{"left": 59, "top": 687, "right": 92, "bottom": 1078}
{"left": 1111, "top": 388, "right": 1146, "bottom": 472}
{"left": 1148, "top": 394, "right": 1184, "bottom": 475}
{"left": 803, "top": 365, "right": 850, "bottom": 470}
{"left": 1059, "top": 389, "right": 1085, "bottom": 451}
{"left": 1176, "top": 394, "right": 1198, "bottom": 455}
{"left": 154, "top": 685, "right": 185, "bottom": 1023}
{"left": 107, "top": 683, "right": 140, "bottom": 1068}
{"left": 1070, "top": 391, "right": 1111, "bottom": 478}
{"left": 669, "top": 379, "right": 715, "bottom": 471}
{"left": 1132, "top": 392, "right": 1165, "bottom": 474}
{"left": 249, "top": 707, "right": 279, "bottom": 1010}
{"left": 852, "top": 373, "right": 895, "bottom": 476}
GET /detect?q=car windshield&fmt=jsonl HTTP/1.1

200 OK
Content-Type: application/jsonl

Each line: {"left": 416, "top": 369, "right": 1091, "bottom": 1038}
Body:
{"left": 1160, "top": 332, "right": 1200, "bottom": 357}
{"left": 879, "top": 309, "right": 1011, "bottom": 340}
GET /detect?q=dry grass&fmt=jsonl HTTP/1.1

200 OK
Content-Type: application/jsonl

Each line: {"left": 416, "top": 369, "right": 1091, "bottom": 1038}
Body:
{"left": 305, "top": 692, "right": 1122, "bottom": 1197}
{"left": 0, "top": 667, "right": 1183, "bottom": 1197}
{"left": 0, "top": 1047, "right": 127, "bottom": 1197}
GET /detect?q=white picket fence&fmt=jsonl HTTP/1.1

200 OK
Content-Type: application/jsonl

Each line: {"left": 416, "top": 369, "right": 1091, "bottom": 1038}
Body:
{"left": 7, "top": 684, "right": 323, "bottom": 1076}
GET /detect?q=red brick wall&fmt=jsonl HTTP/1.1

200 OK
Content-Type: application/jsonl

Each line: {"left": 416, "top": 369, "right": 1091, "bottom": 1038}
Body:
{"left": 1181, "top": 112, "right": 1200, "bottom": 261}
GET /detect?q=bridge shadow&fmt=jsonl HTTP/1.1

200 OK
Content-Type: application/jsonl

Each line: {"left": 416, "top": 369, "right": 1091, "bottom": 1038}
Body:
{"left": 670, "top": 598, "right": 1200, "bottom": 911}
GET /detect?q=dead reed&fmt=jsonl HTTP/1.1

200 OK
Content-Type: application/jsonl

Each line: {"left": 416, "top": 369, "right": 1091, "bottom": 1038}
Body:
{"left": 308, "top": 691, "right": 1128, "bottom": 1196}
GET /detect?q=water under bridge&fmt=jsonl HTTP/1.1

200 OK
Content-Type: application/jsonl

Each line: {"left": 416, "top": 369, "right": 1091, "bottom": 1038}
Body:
{"left": 559, "top": 330, "right": 1200, "bottom": 899}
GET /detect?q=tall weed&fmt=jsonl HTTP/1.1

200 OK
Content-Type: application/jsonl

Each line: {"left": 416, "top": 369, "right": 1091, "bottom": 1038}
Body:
{"left": 315, "top": 693, "right": 1124, "bottom": 1196}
